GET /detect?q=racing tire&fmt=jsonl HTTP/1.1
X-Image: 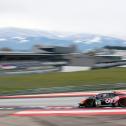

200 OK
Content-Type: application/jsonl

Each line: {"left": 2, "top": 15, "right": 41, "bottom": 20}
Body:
{"left": 84, "top": 99, "right": 96, "bottom": 108}
{"left": 112, "top": 102, "right": 119, "bottom": 107}
{"left": 118, "top": 98, "right": 126, "bottom": 107}
{"left": 78, "top": 104, "right": 85, "bottom": 108}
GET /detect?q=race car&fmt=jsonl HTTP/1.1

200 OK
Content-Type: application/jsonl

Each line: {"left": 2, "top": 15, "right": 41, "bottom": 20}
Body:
{"left": 79, "top": 92, "right": 126, "bottom": 108}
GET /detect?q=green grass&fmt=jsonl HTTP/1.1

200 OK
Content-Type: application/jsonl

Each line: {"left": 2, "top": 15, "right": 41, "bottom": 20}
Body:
{"left": 0, "top": 67, "right": 126, "bottom": 92}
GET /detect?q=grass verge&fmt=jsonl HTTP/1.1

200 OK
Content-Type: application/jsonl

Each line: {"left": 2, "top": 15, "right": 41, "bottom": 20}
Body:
{"left": 0, "top": 68, "right": 126, "bottom": 92}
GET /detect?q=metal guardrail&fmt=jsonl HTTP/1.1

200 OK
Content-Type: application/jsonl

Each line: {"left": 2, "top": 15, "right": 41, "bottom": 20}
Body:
{"left": 93, "top": 61, "right": 126, "bottom": 69}
{"left": 0, "top": 83, "right": 126, "bottom": 96}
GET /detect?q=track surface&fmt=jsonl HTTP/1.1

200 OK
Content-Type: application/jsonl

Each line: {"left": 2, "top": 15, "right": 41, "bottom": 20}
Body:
{"left": 0, "top": 97, "right": 84, "bottom": 106}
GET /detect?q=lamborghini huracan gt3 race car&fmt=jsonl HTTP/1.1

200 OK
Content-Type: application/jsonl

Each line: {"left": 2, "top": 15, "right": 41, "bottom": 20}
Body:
{"left": 79, "top": 92, "right": 126, "bottom": 108}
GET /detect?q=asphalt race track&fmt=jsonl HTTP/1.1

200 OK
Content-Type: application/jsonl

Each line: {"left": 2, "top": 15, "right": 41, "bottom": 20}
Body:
{"left": 0, "top": 97, "right": 84, "bottom": 106}
{"left": 0, "top": 96, "right": 126, "bottom": 126}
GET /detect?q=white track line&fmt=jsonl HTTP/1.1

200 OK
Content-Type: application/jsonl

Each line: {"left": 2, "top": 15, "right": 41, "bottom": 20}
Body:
{"left": 12, "top": 108, "right": 126, "bottom": 116}
{"left": 1, "top": 90, "right": 126, "bottom": 99}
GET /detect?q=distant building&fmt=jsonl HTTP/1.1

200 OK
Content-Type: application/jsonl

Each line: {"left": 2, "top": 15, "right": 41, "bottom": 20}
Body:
{"left": 61, "top": 46, "right": 126, "bottom": 72}
{"left": 0, "top": 45, "right": 126, "bottom": 73}
{"left": 95, "top": 46, "right": 126, "bottom": 60}
{"left": 32, "top": 44, "right": 77, "bottom": 54}
{"left": 0, "top": 45, "right": 78, "bottom": 72}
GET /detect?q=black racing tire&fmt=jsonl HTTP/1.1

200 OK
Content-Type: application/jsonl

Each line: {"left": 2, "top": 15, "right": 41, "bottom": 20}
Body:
{"left": 112, "top": 102, "right": 118, "bottom": 107}
{"left": 84, "top": 99, "right": 95, "bottom": 108}
{"left": 78, "top": 103, "right": 85, "bottom": 108}
{"left": 78, "top": 104, "right": 85, "bottom": 108}
{"left": 118, "top": 98, "right": 126, "bottom": 107}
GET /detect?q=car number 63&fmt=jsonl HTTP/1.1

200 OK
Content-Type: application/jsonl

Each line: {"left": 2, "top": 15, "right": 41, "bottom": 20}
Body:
{"left": 105, "top": 98, "right": 113, "bottom": 103}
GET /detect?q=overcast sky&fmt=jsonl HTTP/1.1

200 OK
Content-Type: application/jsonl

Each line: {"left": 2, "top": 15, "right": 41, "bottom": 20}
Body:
{"left": 0, "top": 0, "right": 126, "bottom": 38}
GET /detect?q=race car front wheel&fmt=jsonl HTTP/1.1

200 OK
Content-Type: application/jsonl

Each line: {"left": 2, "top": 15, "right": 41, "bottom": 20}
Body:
{"left": 112, "top": 102, "right": 119, "bottom": 107}
{"left": 118, "top": 98, "right": 126, "bottom": 107}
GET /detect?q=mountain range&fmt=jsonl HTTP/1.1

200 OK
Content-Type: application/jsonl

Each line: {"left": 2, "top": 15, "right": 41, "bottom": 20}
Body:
{"left": 0, "top": 27, "right": 126, "bottom": 52}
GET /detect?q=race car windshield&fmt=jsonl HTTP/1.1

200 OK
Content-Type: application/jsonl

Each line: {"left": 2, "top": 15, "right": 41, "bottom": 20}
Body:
{"left": 96, "top": 93, "right": 109, "bottom": 98}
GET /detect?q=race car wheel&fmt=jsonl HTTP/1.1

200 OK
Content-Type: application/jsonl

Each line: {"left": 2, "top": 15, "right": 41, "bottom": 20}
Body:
{"left": 84, "top": 99, "right": 95, "bottom": 107}
{"left": 118, "top": 98, "right": 126, "bottom": 107}
{"left": 78, "top": 103, "right": 85, "bottom": 108}
{"left": 112, "top": 102, "right": 118, "bottom": 107}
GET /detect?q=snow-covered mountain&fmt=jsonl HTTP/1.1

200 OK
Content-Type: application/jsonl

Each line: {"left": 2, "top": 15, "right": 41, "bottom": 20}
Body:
{"left": 0, "top": 27, "right": 126, "bottom": 52}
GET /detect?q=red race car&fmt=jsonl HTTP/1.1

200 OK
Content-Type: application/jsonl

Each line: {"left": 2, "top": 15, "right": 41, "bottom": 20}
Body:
{"left": 79, "top": 92, "right": 126, "bottom": 108}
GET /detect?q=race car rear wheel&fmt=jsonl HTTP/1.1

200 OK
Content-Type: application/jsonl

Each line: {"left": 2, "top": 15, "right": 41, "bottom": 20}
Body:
{"left": 78, "top": 103, "right": 85, "bottom": 108}
{"left": 84, "top": 99, "right": 95, "bottom": 107}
